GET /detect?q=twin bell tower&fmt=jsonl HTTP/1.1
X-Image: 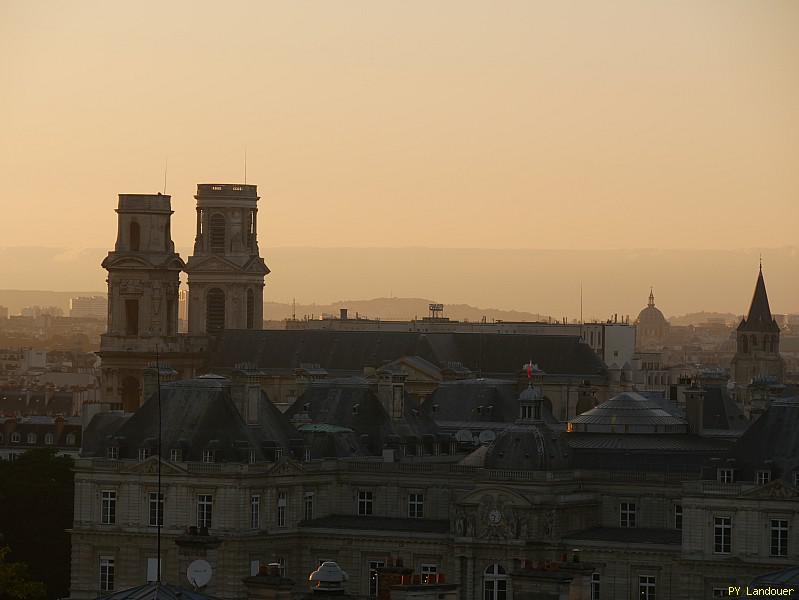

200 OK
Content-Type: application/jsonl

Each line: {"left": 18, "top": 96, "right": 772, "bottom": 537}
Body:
{"left": 99, "top": 183, "right": 269, "bottom": 411}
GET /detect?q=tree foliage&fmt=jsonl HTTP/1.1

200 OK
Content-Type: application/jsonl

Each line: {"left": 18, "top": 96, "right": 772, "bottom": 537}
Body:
{"left": 0, "top": 546, "right": 47, "bottom": 600}
{"left": 0, "top": 449, "right": 74, "bottom": 600}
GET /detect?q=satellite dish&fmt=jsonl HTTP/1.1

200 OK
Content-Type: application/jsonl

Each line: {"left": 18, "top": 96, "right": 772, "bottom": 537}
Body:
{"left": 187, "top": 559, "right": 213, "bottom": 588}
{"left": 478, "top": 430, "right": 496, "bottom": 444}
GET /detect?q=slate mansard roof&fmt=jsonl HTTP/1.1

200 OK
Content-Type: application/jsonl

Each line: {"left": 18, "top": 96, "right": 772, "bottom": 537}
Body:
{"left": 83, "top": 375, "right": 297, "bottom": 462}
{"left": 208, "top": 330, "right": 608, "bottom": 378}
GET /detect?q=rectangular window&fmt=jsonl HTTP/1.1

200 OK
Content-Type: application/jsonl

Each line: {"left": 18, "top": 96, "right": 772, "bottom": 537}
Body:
{"left": 714, "top": 516, "right": 732, "bottom": 554}
{"left": 250, "top": 495, "right": 260, "bottom": 529}
{"left": 674, "top": 504, "right": 683, "bottom": 530}
{"left": 620, "top": 502, "right": 636, "bottom": 528}
{"left": 149, "top": 492, "right": 164, "bottom": 527}
{"left": 718, "top": 468, "right": 734, "bottom": 483}
{"left": 101, "top": 491, "right": 116, "bottom": 525}
{"left": 277, "top": 491, "right": 287, "bottom": 527}
{"left": 770, "top": 519, "right": 788, "bottom": 557}
{"left": 408, "top": 493, "right": 424, "bottom": 519}
{"left": 99, "top": 557, "right": 115, "bottom": 592}
{"left": 638, "top": 575, "right": 656, "bottom": 600}
{"left": 392, "top": 385, "right": 403, "bottom": 418}
{"left": 138, "top": 448, "right": 150, "bottom": 462}
{"left": 202, "top": 450, "right": 215, "bottom": 463}
{"left": 197, "top": 494, "right": 213, "bottom": 529}
{"left": 420, "top": 564, "right": 437, "bottom": 583}
{"left": 713, "top": 589, "right": 729, "bottom": 597}
{"left": 304, "top": 492, "right": 314, "bottom": 521}
{"left": 106, "top": 447, "right": 119, "bottom": 460}
{"left": 358, "top": 491, "right": 374, "bottom": 516}
{"left": 169, "top": 448, "right": 182, "bottom": 462}
{"left": 794, "top": 472, "right": 799, "bottom": 488}
{"left": 248, "top": 449, "right": 256, "bottom": 464}
{"left": 520, "top": 405, "right": 534, "bottom": 419}
{"left": 369, "top": 560, "right": 386, "bottom": 597}
{"left": 250, "top": 560, "right": 261, "bottom": 577}
{"left": 757, "top": 470, "right": 771, "bottom": 485}
{"left": 304, "top": 448, "right": 312, "bottom": 462}
{"left": 591, "top": 572, "right": 600, "bottom": 600}
{"left": 146, "top": 558, "right": 161, "bottom": 583}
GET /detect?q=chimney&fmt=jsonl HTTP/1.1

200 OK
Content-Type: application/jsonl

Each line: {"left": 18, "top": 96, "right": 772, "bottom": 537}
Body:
{"left": 685, "top": 386, "right": 704, "bottom": 434}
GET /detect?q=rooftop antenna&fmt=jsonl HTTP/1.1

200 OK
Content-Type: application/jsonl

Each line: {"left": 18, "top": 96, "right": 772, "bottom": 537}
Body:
{"left": 155, "top": 345, "right": 163, "bottom": 584}
{"left": 162, "top": 158, "right": 168, "bottom": 195}
{"left": 580, "top": 283, "right": 583, "bottom": 324}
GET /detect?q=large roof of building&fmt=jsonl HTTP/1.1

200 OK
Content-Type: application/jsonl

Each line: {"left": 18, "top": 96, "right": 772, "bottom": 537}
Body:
{"left": 208, "top": 330, "right": 608, "bottom": 378}
{"left": 569, "top": 392, "right": 687, "bottom": 432}
{"left": 94, "top": 583, "right": 221, "bottom": 600}
{"left": 738, "top": 267, "right": 780, "bottom": 333}
{"left": 730, "top": 396, "right": 799, "bottom": 481}
{"left": 284, "top": 377, "right": 439, "bottom": 455}
{"left": 82, "top": 376, "right": 298, "bottom": 462}
{"left": 479, "top": 424, "right": 571, "bottom": 470}
{"left": 423, "top": 379, "right": 559, "bottom": 429}
{"left": 635, "top": 290, "right": 668, "bottom": 327}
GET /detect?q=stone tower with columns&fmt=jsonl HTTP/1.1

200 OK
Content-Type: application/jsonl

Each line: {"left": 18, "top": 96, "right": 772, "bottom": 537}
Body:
{"left": 99, "top": 193, "right": 187, "bottom": 411}
{"left": 184, "top": 184, "right": 269, "bottom": 335}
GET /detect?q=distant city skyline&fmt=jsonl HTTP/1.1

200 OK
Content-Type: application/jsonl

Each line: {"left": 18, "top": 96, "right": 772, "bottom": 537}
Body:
{"left": 0, "top": 244, "right": 796, "bottom": 320}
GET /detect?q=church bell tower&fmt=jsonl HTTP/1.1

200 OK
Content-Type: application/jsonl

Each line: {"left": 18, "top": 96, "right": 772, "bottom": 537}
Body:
{"left": 100, "top": 193, "right": 186, "bottom": 410}
{"left": 184, "top": 184, "right": 269, "bottom": 334}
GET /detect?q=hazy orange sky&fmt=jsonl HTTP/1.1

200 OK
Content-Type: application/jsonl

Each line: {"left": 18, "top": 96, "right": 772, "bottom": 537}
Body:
{"left": 1, "top": 0, "right": 797, "bottom": 253}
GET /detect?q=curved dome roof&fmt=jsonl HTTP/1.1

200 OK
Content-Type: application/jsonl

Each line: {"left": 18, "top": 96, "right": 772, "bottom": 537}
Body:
{"left": 635, "top": 289, "right": 668, "bottom": 326}
{"left": 569, "top": 392, "right": 687, "bottom": 433}
{"left": 482, "top": 424, "right": 571, "bottom": 470}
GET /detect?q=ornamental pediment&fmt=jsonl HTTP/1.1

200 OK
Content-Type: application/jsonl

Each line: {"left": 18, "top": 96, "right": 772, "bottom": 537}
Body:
{"left": 740, "top": 480, "right": 799, "bottom": 500}
{"left": 120, "top": 456, "right": 187, "bottom": 476}
{"left": 185, "top": 255, "right": 242, "bottom": 272}
{"left": 453, "top": 489, "right": 533, "bottom": 541}
{"left": 266, "top": 458, "right": 304, "bottom": 477}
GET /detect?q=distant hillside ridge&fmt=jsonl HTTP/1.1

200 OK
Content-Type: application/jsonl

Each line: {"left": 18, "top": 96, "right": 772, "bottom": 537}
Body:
{"left": 265, "top": 297, "right": 550, "bottom": 323}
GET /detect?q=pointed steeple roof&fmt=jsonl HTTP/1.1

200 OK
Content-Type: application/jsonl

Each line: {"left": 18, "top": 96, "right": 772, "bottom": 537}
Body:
{"left": 738, "top": 266, "right": 780, "bottom": 333}
{"left": 648, "top": 288, "right": 655, "bottom": 308}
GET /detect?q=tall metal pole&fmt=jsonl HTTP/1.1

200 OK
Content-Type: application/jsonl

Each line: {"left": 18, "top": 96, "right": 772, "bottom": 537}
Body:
{"left": 156, "top": 346, "right": 162, "bottom": 584}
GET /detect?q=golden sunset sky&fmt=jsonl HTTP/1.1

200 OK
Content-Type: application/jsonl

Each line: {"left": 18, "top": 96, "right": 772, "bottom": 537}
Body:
{"left": 0, "top": 1, "right": 797, "bottom": 315}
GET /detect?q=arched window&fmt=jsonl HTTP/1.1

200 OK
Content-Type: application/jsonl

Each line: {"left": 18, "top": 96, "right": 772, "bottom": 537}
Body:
{"left": 484, "top": 564, "right": 508, "bottom": 600}
{"left": 27, "top": 433, "right": 36, "bottom": 444}
{"left": 11, "top": 432, "right": 20, "bottom": 443}
{"left": 44, "top": 433, "right": 54, "bottom": 445}
{"left": 66, "top": 433, "right": 76, "bottom": 446}
{"left": 206, "top": 288, "right": 226, "bottom": 332}
{"left": 246, "top": 288, "right": 255, "bottom": 329}
{"left": 209, "top": 214, "right": 226, "bottom": 254}
{"left": 130, "top": 221, "right": 141, "bottom": 251}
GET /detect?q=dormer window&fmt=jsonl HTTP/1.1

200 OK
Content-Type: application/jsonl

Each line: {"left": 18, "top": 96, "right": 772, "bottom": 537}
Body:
{"left": 756, "top": 470, "right": 771, "bottom": 485}
{"left": 169, "top": 448, "right": 182, "bottom": 462}
{"left": 138, "top": 448, "right": 150, "bottom": 462}
{"left": 274, "top": 447, "right": 283, "bottom": 461}
{"left": 202, "top": 450, "right": 216, "bottom": 463}
{"left": 107, "top": 446, "right": 120, "bottom": 460}
{"left": 717, "top": 468, "right": 734, "bottom": 483}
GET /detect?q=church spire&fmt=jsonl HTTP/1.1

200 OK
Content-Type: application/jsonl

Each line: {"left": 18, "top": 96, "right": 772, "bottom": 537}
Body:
{"left": 648, "top": 288, "right": 655, "bottom": 308}
{"left": 738, "top": 266, "right": 779, "bottom": 333}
